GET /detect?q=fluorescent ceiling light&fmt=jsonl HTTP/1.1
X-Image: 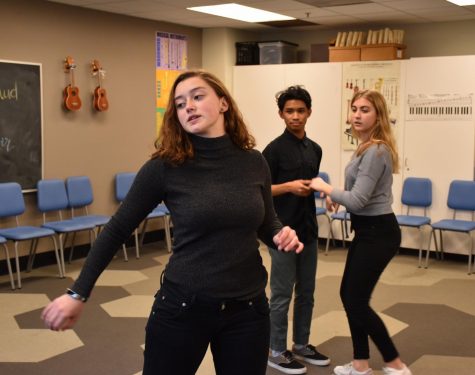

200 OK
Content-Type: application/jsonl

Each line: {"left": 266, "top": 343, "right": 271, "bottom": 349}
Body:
{"left": 446, "top": 0, "right": 475, "bottom": 5}
{"left": 187, "top": 3, "right": 295, "bottom": 23}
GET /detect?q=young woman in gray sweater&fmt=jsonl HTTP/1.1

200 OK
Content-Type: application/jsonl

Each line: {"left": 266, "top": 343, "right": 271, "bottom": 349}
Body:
{"left": 310, "top": 90, "right": 412, "bottom": 375}
{"left": 42, "top": 70, "right": 303, "bottom": 375}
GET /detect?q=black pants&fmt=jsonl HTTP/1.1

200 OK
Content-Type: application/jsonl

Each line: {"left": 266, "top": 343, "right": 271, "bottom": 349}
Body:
{"left": 143, "top": 278, "right": 270, "bottom": 375}
{"left": 340, "top": 213, "right": 401, "bottom": 362}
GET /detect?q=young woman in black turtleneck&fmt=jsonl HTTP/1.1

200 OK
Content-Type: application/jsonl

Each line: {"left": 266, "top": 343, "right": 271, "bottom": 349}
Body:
{"left": 42, "top": 70, "right": 303, "bottom": 375}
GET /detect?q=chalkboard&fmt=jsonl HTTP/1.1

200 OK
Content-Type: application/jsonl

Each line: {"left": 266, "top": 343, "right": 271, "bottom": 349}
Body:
{"left": 0, "top": 60, "right": 42, "bottom": 192}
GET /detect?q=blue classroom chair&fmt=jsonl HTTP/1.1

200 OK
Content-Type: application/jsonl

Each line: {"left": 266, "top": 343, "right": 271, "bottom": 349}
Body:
{"left": 396, "top": 177, "right": 432, "bottom": 267}
{"left": 37, "top": 179, "right": 97, "bottom": 274}
{"left": 427, "top": 180, "right": 475, "bottom": 274}
{"left": 0, "top": 182, "right": 62, "bottom": 289}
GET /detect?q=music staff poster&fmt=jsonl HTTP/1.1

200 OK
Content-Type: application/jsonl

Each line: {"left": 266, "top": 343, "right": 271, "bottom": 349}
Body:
{"left": 156, "top": 32, "right": 187, "bottom": 134}
{"left": 406, "top": 93, "right": 473, "bottom": 121}
{"left": 341, "top": 61, "right": 401, "bottom": 150}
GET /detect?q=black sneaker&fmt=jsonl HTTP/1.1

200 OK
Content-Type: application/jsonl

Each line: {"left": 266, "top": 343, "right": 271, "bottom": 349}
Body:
{"left": 268, "top": 350, "right": 307, "bottom": 374}
{"left": 292, "top": 344, "right": 331, "bottom": 366}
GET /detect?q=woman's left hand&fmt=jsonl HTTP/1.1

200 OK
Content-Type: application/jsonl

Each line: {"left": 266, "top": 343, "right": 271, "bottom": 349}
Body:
{"left": 273, "top": 226, "right": 304, "bottom": 253}
{"left": 309, "top": 177, "right": 332, "bottom": 195}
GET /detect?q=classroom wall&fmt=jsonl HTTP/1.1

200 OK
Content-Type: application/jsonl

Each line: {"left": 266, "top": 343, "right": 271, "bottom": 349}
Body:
{"left": 1, "top": 0, "right": 474, "bottom": 260}
{"left": 203, "top": 28, "right": 257, "bottom": 89}
{"left": 0, "top": 0, "right": 202, "bottom": 258}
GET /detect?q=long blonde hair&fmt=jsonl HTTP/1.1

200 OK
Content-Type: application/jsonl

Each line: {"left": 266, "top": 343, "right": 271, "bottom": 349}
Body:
{"left": 351, "top": 90, "right": 400, "bottom": 173}
{"left": 153, "top": 70, "right": 255, "bottom": 164}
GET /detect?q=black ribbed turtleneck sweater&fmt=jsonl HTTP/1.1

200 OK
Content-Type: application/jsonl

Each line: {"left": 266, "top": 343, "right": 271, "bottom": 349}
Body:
{"left": 72, "top": 134, "right": 282, "bottom": 300}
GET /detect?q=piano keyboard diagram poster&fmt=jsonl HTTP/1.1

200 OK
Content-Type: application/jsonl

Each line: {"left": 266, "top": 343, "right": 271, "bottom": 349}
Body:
{"left": 406, "top": 93, "right": 473, "bottom": 121}
{"left": 341, "top": 61, "right": 401, "bottom": 150}
{"left": 156, "top": 32, "right": 187, "bottom": 134}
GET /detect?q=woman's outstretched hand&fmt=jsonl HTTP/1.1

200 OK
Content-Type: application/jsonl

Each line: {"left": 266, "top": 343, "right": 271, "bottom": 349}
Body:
{"left": 41, "top": 294, "right": 85, "bottom": 331}
{"left": 273, "top": 226, "right": 304, "bottom": 253}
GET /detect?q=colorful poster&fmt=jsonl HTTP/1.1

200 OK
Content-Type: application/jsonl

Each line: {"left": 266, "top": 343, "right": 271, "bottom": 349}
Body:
{"left": 341, "top": 61, "right": 401, "bottom": 150}
{"left": 156, "top": 69, "right": 182, "bottom": 135}
{"left": 156, "top": 32, "right": 187, "bottom": 133}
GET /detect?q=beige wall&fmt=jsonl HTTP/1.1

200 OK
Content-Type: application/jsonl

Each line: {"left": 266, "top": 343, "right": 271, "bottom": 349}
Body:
{"left": 0, "top": 0, "right": 202, "bottom": 257}
{"left": 203, "top": 28, "right": 257, "bottom": 88}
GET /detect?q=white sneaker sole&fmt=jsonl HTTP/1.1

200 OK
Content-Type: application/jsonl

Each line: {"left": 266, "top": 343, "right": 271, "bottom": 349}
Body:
{"left": 267, "top": 360, "right": 307, "bottom": 374}
{"left": 293, "top": 353, "right": 331, "bottom": 366}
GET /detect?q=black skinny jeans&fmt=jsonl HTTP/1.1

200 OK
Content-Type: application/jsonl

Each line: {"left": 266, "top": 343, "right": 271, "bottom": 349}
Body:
{"left": 143, "top": 278, "right": 270, "bottom": 375}
{"left": 340, "top": 213, "right": 401, "bottom": 362}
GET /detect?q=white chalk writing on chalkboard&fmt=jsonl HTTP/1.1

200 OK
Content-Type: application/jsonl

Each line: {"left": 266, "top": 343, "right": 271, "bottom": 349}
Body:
{"left": 0, "top": 137, "right": 14, "bottom": 152}
{"left": 0, "top": 82, "right": 18, "bottom": 101}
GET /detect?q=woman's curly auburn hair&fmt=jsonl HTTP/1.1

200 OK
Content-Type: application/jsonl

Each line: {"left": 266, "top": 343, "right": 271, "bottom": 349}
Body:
{"left": 351, "top": 89, "right": 400, "bottom": 173}
{"left": 152, "top": 70, "right": 255, "bottom": 164}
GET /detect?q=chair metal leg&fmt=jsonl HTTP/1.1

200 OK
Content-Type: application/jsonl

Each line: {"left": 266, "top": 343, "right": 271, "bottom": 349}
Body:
{"left": 418, "top": 227, "right": 423, "bottom": 268}
{"left": 439, "top": 230, "right": 445, "bottom": 260}
{"left": 134, "top": 229, "right": 140, "bottom": 259}
{"left": 417, "top": 225, "right": 430, "bottom": 268}
{"left": 68, "top": 232, "right": 76, "bottom": 263}
{"left": 467, "top": 232, "right": 473, "bottom": 275}
{"left": 432, "top": 229, "right": 440, "bottom": 260}
{"left": 14, "top": 242, "right": 21, "bottom": 289}
{"left": 339, "top": 221, "right": 346, "bottom": 247}
{"left": 122, "top": 244, "right": 128, "bottom": 262}
{"left": 50, "top": 236, "right": 64, "bottom": 278}
{"left": 325, "top": 219, "right": 336, "bottom": 255}
{"left": 164, "top": 216, "right": 172, "bottom": 253}
{"left": 2, "top": 243, "right": 15, "bottom": 290}
{"left": 59, "top": 233, "right": 66, "bottom": 276}
{"left": 139, "top": 220, "right": 149, "bottom": 257}
{"left": 325, "top": 219, "right": 334, "bottom": 254}
{"left": 425, "top": 230, "right": 434, "bottom": 269}
{"left": 26, "top": 238, "right": 39, "bottom": 272}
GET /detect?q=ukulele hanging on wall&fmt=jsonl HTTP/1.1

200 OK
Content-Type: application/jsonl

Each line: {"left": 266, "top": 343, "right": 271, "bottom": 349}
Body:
{"left": 63, "top": 56, "right": 82, "bottom": 111}
{"left": 91, "top": 59, "right": 109, "bottom": 111}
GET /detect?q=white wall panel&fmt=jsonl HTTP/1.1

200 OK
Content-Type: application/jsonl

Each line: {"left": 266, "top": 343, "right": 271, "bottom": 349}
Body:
{"left": 403, "top": 56, "right": 475, "bottom": 255}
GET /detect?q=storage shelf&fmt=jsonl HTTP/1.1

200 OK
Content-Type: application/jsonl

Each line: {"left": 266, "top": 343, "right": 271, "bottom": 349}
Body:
{"left": 329, "top": 44, "right": 406, "bottom": 62}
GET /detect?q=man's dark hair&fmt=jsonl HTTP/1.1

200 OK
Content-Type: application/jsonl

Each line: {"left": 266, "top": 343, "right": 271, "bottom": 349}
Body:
{"left": 275, "top": 85, "right": 312, "bottom": 111}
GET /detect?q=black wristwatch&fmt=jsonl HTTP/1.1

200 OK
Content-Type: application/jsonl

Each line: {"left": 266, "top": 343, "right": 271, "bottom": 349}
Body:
{"left": 66, "top": 288, "right": 88, "bottom": 303}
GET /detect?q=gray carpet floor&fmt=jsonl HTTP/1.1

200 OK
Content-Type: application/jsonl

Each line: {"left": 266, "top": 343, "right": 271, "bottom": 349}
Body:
{"left": 1, "top": 241, "right": 474, "bottom": 375}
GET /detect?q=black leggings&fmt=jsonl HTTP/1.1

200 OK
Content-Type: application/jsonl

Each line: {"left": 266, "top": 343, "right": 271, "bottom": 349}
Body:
{"left": 340, "top": 213, "right": 401, "bottom": 362}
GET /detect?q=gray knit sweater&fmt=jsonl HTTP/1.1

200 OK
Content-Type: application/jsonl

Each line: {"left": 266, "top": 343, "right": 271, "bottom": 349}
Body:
{"left": 330, "top": 143, "right": 394, "bottom": 216}
{"left": 71, "top": 134, "right": 282, "bottom": 300}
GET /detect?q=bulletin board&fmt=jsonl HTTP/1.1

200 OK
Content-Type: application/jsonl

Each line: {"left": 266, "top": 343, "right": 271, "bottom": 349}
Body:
{"left": 0, "top": 60, "right": 42, "bottom": 192}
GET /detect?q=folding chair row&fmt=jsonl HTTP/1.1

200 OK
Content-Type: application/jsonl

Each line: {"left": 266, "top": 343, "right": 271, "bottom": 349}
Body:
{"left": 115, "top": 172, "right": 172, "bottom": 257}
{"left": 0, "top": 176, "right": 130, "bottom": 290}
{"left": 0, "top": 182, "right": 62, "bottom": 289}
{"left": 316, "top": 175, "right": 475, "bottom": 275}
